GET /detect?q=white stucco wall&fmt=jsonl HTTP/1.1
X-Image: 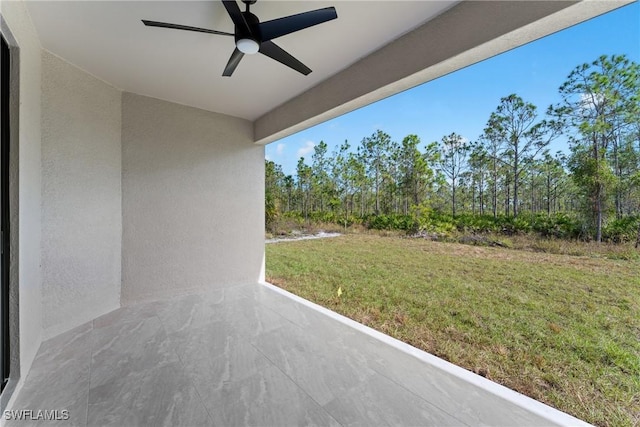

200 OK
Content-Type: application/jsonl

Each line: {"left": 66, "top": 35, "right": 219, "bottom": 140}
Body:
{"left": 1, "top": 0, "right": 43, "bottom": 405}
{"left": 41, "top": 51, "right": 121, "bottom": 338}
{"left": 121, "top": 93, "right": 264, "bottom": 304}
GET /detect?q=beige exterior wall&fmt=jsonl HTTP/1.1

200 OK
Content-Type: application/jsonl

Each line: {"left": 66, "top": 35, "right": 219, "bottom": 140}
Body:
{"left": 40, "top": 51, "right": 122, "bottom": 338}
{"left": 1, "top": 0, "right": 43, "bottom": 408}
{"left": 121, "top": 93, "right": 264, "bottom": 304}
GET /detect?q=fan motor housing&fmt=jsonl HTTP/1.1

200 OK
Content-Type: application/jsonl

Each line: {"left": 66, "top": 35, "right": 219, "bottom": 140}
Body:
{"left": 236, "top": 11, "right": 261, "bottom": 43}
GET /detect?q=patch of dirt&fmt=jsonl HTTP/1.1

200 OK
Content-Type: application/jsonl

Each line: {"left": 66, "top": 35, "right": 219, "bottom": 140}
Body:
{"left": 265, "top": 231, "right": 341, "bottom": 244}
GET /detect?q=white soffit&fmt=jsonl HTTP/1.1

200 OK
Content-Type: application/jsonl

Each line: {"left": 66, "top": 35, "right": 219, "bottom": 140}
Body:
{"left": 26, "top": 0, "right": 458, "bottom": 121}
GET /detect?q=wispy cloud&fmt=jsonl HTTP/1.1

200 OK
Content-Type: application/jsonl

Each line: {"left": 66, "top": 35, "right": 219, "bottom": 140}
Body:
{"left": 580, "top": 92, "right": 604, "bottom": 112}
{"left": 297, "top": 140, "right": 315, "bottom": 158}
{"left": 276, "top": 143, "right": 286, "bottom": 155}
{"left": 265, "top": 154, "right": 271, "bottom": 161}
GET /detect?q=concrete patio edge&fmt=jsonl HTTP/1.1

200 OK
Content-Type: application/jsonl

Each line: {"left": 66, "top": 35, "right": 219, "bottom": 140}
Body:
{"left": 260, "top": 281, "right": 592, "bottom": 427}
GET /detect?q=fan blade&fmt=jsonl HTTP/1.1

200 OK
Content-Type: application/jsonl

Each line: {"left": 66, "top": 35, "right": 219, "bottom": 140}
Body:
{"left": 258, "top": 7, "right": 337, "bottom": 41}
{"left": 142, "top": 20, "right": 234, "bottom": 36}
{"left": 259, "top": 41, "right": 311, "bottom": 75}
{"left": 222, "top": 0, "right": 251, "bottom": 35}
{"left": 223, "top": 48, "right": 244, "bottom": 77}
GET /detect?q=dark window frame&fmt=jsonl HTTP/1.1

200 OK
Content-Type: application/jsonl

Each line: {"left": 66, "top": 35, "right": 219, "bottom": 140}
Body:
{"left": 1, "top": 33, "right": 11, "bottom": 392}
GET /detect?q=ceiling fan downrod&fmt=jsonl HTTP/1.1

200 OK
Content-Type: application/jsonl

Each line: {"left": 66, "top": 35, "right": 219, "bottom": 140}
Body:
{"left": 242, "top": 0, "right": 257, "bottom": 13}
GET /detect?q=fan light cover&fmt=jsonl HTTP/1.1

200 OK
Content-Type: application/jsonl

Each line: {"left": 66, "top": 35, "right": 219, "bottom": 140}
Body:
{"left": 237, "top": 38, "right": 259, "bottom": 54}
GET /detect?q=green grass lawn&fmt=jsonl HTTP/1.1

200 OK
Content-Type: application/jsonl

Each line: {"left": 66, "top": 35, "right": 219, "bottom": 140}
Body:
{"left": 266, "top": 234, "right": 640, "bottom": 427}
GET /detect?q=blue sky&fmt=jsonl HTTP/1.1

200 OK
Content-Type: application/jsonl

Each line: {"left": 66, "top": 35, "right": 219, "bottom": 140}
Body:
{"left": 266, "top": 2, "right": 640, "bottom": 175}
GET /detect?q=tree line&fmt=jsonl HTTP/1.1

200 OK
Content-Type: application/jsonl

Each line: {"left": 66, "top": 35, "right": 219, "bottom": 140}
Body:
{"left": 266, "top": 55, "right": 640, "bottom": 243}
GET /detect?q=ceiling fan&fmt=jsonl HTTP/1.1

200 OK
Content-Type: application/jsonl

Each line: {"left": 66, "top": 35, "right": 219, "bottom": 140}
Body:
{"left": 142, "top": 0, "right": 337, "bottom": 77}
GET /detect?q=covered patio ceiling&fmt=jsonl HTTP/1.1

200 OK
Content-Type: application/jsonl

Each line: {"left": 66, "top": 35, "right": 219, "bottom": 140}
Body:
{"left": 27, "top": 0, "right": 457, "bottom": 120}
{"left": 26, "top": 1, "right": 632, "bottom": 145}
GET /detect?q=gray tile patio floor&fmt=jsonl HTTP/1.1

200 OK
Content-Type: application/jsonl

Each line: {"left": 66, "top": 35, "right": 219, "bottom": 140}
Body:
{"left": 6, "top": 283, "right": 589, "bottom": 426}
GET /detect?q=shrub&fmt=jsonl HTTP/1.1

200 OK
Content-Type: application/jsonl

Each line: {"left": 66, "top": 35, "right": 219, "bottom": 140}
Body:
{"left": 412, "top": 209, "right": 456, "bottom": 235}
{"left": 603, "top": 216, "right": 639, "bottom": 243}
{"left": 530, "top": 213, "right": 582, "bottom": 239}
{"left": 454, "top": 214, "right": 501, "bottom": 233}
{"left": 366, "top": 214, "right": 416, "bottom": 231}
